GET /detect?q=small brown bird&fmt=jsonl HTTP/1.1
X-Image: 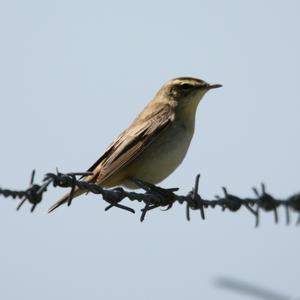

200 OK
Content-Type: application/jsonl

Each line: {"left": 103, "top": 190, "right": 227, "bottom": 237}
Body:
{"left": 48, "top": 77, "right": 221, "bottom": 212}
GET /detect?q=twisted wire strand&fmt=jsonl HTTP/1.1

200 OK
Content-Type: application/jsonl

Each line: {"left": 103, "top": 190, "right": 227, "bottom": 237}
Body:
{"left": 0, "top": 170, "right": 300, "bottom": 224}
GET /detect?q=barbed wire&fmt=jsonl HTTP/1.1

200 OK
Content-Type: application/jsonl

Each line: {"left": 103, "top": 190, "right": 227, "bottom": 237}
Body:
{"left": 215, "top": 277, "right": 292, "bottom": 300}
{"left": 0, "top": 170, "right": 300, "bottom": 224}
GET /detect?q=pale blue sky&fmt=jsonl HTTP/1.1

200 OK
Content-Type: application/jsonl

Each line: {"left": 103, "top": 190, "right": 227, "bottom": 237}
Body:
{"left": 0, "top": 1, "right": 300, "bottom": 299}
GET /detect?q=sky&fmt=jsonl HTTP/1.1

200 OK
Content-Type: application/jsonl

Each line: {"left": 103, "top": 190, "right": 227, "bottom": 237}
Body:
{"left": 0, "top": 0, "right": 300, "bottom": 299}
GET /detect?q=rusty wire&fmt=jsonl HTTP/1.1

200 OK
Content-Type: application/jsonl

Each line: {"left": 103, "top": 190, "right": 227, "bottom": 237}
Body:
{"left": 0, "top": 170, "right": 300, "bottom": 224}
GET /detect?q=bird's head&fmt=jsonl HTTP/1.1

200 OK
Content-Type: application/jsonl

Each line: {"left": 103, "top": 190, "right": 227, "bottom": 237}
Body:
{"left": 160, "top": 77, "right": 222, "bottom": 111}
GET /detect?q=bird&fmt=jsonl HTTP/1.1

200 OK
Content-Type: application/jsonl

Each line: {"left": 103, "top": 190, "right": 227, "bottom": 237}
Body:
{"left": 48, "top": 77, "right": 221, "bottom": 212}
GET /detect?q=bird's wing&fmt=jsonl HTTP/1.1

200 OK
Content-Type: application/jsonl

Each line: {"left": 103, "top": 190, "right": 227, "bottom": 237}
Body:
{"left": 47, "top": 104, "right": 174, "bottom": 213}
{"left": 85, "top": 104, "right": 174, "bottom": 185}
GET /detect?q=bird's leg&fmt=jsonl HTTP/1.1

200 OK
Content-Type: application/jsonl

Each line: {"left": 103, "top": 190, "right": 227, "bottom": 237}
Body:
{"left": 131, "top": 177, "right": 178, "bottom": 209}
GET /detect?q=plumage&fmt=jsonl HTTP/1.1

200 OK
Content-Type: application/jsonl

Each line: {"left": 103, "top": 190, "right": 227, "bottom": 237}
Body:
{"left": 48, "top": 77, "right": 221, "bottom": 213}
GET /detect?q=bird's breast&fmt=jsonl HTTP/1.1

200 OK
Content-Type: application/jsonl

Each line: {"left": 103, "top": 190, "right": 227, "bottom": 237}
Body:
{"left": 122, "top": 120, "right": 195, "bottom": 188}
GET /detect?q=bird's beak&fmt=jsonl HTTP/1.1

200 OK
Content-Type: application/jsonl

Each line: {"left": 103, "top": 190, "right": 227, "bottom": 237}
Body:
{"left": 208, "top": 83, "right": 222, "bottom": 89}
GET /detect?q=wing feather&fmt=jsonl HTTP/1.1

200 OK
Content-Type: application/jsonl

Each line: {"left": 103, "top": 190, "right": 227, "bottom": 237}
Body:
{"left": 85, "top": 103, "right": 174, "bottom": 185}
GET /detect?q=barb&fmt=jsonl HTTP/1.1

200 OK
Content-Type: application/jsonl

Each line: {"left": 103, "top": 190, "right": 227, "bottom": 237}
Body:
{"left": 0, "top": 170, "right": 300, "bottom": 224}
{"left": 215, "top": 276, "right": 291, "bottom": 300}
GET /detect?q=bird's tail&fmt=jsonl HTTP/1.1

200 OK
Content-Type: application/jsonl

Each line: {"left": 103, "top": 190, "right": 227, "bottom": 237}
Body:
{"left": 48, "top": 186, "right": 87, "bottom": 213}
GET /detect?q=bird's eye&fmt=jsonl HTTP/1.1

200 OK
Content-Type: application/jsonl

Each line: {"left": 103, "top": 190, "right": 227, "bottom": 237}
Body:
{"left": 180, "top": 83, "right": 193, "bottom": 90}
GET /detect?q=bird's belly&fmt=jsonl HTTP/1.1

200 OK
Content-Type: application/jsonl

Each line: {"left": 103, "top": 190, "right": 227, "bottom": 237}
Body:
{"left": 122, "top": 124, "right": 194, "bottom": 188}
